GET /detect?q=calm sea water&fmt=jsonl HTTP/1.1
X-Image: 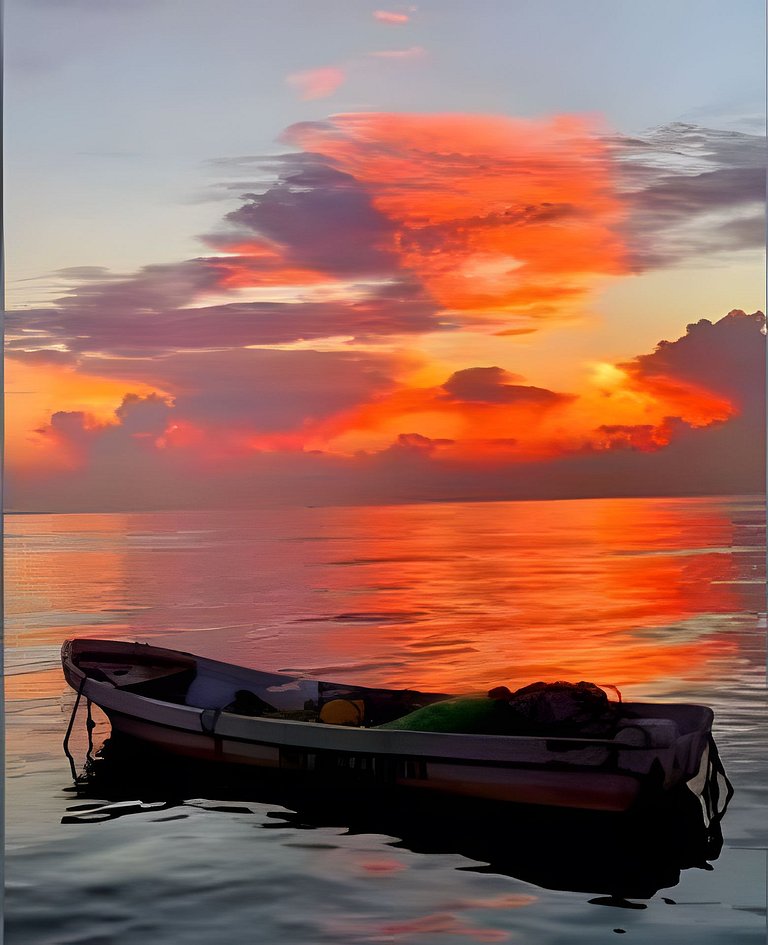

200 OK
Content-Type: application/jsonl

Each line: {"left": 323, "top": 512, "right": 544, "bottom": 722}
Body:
{"left": 5, "top": 496, "right": 767, "bottom": 944}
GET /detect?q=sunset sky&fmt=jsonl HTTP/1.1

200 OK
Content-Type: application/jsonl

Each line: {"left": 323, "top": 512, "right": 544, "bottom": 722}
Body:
{"left": 5, "top": 0, "right": 765, "bottom": 510}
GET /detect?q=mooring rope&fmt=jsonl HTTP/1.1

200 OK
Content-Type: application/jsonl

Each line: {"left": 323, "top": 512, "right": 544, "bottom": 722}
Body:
{"left": 703, "top": 733, "right": 734, "bottom": 827}
{"left": 62, "top": 675, "right": 88, "bottom": 782}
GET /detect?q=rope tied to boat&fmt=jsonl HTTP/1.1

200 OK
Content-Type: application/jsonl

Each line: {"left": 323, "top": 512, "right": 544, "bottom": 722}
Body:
{"left": 63, "top": 674, "right": 95, "bottom": 783}
{"left": 701, "top": 733, "right": 734, "bottom": 828}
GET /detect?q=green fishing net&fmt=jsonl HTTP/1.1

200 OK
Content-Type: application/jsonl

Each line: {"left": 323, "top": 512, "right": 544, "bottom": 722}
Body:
{"left": 377, "top": 697, "right": 515, "bottom": 735}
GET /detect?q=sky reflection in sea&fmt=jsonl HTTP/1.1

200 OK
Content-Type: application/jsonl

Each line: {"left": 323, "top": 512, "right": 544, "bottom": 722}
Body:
{"left": 4, "top": 495, "right": 766, "bottom": 944}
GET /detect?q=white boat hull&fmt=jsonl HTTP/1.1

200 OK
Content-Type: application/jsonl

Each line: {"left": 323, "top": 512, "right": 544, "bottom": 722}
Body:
{"left": 62, "top": 639, "right": 713, "bottom": 812}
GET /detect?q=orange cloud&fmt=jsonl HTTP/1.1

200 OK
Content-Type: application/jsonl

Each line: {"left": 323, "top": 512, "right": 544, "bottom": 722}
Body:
{"left": 207, "top": 240, "right": 332, "bottom": 289}
{"left": 373, "top": 10, "right": 411, "bottom": 24}
{"left": 295, "top": 317, "right": 747, "bottom": 463}
{"left": 286, "top": 66, "right": 346, "bottom": 101}
{"left": 283, "top": 113, "right": 629, "bottom": 326}
{"left": 615, "top": 373, "right": 734, "bottom": 429}
{"left": 10, "top": 310, "right": 755, "bottom": 491}
{"left": 303, "top": 365, "right": 579, "bottom": 463}
{"left": 5, "top": 356, "right": 164, "bottom": 473}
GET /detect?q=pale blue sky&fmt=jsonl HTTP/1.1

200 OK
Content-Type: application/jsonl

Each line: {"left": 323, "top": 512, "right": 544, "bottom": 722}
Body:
{"left": 6, "top": 0, "right": 765, "bottom": 304}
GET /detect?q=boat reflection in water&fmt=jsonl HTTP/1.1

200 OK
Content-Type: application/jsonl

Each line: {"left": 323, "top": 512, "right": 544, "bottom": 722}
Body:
{"left": 63, "top": 731, "right": 732, "bottom": 906}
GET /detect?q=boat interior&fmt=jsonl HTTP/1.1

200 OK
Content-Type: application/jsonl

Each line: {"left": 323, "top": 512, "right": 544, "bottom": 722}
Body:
{"left": 69, "top": 642, "right": 450, "bottom": 727}
{"left": 67, "top": 641, "right": 712, "bottom": 740}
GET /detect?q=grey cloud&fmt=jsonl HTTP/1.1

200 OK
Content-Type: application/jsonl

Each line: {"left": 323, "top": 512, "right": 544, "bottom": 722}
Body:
{"left": 623, "top": 309, "right": 765, "bottom": 408}
{"left": 6, "top": 278, "right": 438, "bottom": 357}
{"left": 6, "top": 348, "right": 78, "bottom": 367}
{"left": 441, "top": 366, "right": 574, "bottom": 407}
{"left": 114, "top": 393, "right": 174, "bottom": 434}
{"left": 54, "top": 266, "right": 114, "bottom": 281}
{"left": 73, "top": 347, "right": 407, "bottom": 433}
{"left": 615, "top": 123, "right": 765, "bottom": 268}
{"left": 223, "top": 155, "right": 400, "bottom": 279}
{"left": 47, "top": 259, "right": 220, "bottom": 317}
{"left": 8, "top": 149, "right": 441, "bottom": 358}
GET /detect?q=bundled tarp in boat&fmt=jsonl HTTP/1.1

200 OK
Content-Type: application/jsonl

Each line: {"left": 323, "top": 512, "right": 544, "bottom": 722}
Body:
{"left": 377, "top": 681, "right": 620, "bottom": 738}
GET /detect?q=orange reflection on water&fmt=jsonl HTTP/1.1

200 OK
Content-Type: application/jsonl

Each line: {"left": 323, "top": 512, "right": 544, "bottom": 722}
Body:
{"left": 4, "top": 497, "right": 763, "bottom": 701}
{"left": 4, "top": 669, "right": 67, "bottom": 701}
{"left": 308, "top": 498, "right": 760, "bottom": 693}
{"left": 4, "top": 514, "right": 140, "bottom": 654}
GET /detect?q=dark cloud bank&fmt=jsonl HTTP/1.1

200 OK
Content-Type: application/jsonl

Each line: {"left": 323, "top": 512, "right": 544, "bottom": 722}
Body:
{"left": 7, "top": 311, "right": 765, "bottom": 512}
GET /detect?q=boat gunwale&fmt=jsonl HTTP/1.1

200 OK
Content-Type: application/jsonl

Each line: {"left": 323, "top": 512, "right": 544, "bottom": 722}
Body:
{"left": 100, "top": 706, "right": 661, "bottom": 786}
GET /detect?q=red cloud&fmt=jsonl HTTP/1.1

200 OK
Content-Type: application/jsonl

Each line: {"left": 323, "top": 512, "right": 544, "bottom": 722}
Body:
{"left": 590, "top": 422, "right": 674, "bottom": 452}
{"left": 282, "top": 113, "right": 628, "bottom": 326}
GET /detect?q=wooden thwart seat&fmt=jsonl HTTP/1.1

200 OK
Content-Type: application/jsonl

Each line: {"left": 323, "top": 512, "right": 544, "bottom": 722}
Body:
{"left": 79, "top": 659, "right": 193, "bottom": 690}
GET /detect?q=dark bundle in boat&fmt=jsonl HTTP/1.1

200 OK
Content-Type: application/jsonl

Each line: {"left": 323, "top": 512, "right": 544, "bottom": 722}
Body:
{"left": 380, "top": 680, "right": 621, "bottom": 738}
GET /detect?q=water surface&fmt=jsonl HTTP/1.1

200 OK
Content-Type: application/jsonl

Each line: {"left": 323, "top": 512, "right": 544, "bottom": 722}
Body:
{"left": 5, "top": 496, "right": 766, "bottom": 943}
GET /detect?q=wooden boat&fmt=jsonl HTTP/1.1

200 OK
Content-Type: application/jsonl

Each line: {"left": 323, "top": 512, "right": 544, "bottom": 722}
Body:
{"left": 61, "top": 638, "right": 717, "bottom": 812}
